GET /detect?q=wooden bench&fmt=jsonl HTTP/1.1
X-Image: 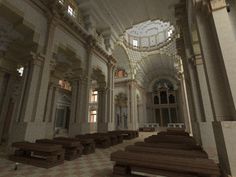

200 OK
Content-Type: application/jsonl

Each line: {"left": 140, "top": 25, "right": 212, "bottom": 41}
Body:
{"left": 134, "top": 142, "right": 203, "bottom": 151}
{"left": 125, "top": 145, "right": 208, "bottom": 159}
{"left": 139, "top": 127, "right": 155, "bottom": 132}
{"left": 93, "top": 133, "right": 119, "bottom": 146}
{"left": 54, "top": 137, "right": 95, "bottom": 155}
{"left": 36, "top": 139, "right": 83, "bottom": 160}
{"left": 158, "top": 131, "right": 190, "bottom": 136}
{"left": 116, "top": 131, "right": 138, "bottom": 140}
{"left": 144, "top": 135, "right": 196, "bottom": 145}
{"left": 76, "top": 134, "right": 111, "bottom": 148}
{"left": 108, "top": 131, "right": 124, "bottom": 144}
{"left": 9, "top": 142, "right": 64, "bottom": 168}
{"left": 111, "top": 150, "right": 220, "bottom": 177}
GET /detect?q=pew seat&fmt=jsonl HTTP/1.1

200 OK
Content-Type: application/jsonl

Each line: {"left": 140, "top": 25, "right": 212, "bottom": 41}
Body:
{"left": 125, "top": 145, "right": 208, "bottom": 158}
{"left": 158, "top": 130, "right": 190, "bottom": 136}
{"left": 9, "top": 142, "right": 64, "bottom": 168}
{"left": 76, "top": 134, "right": 111, "bottom": 148}
{"left": 36, "top": 139, "right": 83, "bottom": 160}
{"left": 54, "top": 137, "right": 95, "bottom": 155}
{"left": 134, "top": 142, "right": 203, "bottom": 151}
{"left": 144, "top": 135, "right": 196, "bottom": 145}
{"left": 111, "top": 150, "right": 220, "bottom": 177}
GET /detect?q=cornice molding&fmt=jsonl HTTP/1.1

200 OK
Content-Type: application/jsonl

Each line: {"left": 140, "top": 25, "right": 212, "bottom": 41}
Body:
{"left": 39, "top": 0, "right": 116, "bottom": 65}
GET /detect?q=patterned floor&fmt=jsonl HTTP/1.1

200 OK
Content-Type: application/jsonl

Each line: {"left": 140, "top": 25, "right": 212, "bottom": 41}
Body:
{"left": 0, "top": 132, "right": 157, "bottom": 177}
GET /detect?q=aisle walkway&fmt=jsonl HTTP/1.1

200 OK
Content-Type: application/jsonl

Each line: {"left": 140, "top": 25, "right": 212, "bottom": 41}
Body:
{"left": 0, "top": 132, "right": 156, "bottom": 177}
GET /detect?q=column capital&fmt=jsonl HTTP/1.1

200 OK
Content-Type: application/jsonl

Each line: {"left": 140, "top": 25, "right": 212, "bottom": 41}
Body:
{"left": 194, "top": 0, "right": 227, "bottom": 11}
{"left": 30, "top": 52, "right": 45, "bottom": 66}
{"left": 209, "top": 0, "right": 226, "bottom": 11}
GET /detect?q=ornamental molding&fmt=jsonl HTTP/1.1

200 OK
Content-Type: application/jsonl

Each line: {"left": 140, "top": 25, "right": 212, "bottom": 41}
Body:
{"left": 194, "top": 0, "right": 226, "bottom": 11}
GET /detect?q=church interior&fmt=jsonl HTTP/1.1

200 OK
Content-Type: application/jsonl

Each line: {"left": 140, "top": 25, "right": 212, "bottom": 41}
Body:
{"left": 0, "top": 0, "right": 236, "bottom": 176}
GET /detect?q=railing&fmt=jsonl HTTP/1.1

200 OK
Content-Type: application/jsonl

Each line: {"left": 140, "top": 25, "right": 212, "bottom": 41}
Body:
{"left": 140, "top": 123, "right": 160, "bottom": 129}
{"left": 167, "top": 123, "right": 185, "bottom": 128}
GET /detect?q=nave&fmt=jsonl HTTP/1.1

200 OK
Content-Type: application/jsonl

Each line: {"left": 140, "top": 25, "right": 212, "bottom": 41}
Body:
{"left": 0, "top": 132, "right": 156, "bottom": 177}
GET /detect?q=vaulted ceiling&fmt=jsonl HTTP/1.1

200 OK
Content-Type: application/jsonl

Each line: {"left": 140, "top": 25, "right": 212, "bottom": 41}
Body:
{"left": 78, "top": 0, "right": 183, "bottom": 87}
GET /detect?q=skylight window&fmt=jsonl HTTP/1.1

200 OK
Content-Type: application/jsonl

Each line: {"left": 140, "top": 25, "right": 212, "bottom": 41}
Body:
{"left": 168, "top": 29, "right": 173, "bottom": 37}
{"left": 17, "top": 66, "right": 24, "bottom": 77}
{"left": 124, "top": 20, "right": 175, "bottom": 50}
{"left": 133, "top": 39, "right": 138, "bottom": 47}
{"left": 68, "top": 5, "right": 75, "bottom": 17}
{"left": 58, "top": 0, "right": 64, "bottom": 5}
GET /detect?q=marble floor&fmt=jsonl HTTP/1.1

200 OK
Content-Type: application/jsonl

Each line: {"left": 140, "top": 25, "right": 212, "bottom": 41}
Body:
{"left": 0, "top": 132, "right": 158, "bottom": 177}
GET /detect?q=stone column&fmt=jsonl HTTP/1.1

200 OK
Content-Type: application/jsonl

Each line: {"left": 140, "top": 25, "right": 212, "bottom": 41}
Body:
{"left": 210, "top": 0, "right": 236, "bottom": 109}
{"left": 0, "top": 70, "right": 5, "bottom": 115}
{"left": 69, "top": 75, "right": 84, "bottom": 136}
{"left": 10, "top": 53, "right": 45, "bottom": 143}
{"left": 106, "top": 61, "right": 115, "bottom": 130}
{"left": 195, "top": 1, "right": 236, "bottom": 175}
{"left": 127, "top": 80, "right": 138, "bottom": 130}
{"left": 97, "top": 85, "right": 108, "bottom": 132}
{"left": 44, "top": 79, "right": 60, "bottom": 138}
{"left": 79, "top": 37, "right": 95, "bottom": 134}
{"left": 194, "top": 55, "right": 218, "bottom": 161}
{"left": 210, "top": 1, "right": 236, "bottom": 175}
{"left": 33, "top": 16, "right": 57, "bottom": 124}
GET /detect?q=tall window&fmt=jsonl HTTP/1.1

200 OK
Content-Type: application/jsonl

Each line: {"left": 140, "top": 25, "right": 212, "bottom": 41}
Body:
{"left": 167, "top": 29, "right": 173, "bottom": 38}
{"left": 91, "top": 90, "right": 98, "bottom": 102}
{"left": 133, "top": 39, "right": 138, "bottom": 47}
{"left": 89, "top": 110, "right": 97, "bottom": 123}
{"left": 58, "top": 0, "right": 64, "bottom": 4}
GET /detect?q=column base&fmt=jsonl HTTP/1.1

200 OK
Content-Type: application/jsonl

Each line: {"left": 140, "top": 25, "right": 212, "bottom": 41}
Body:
{"left": 213, "top": 121, "right": 236, "bottom": 177}
{"left": 69, "top": 122, "right": 91, "bottom": 135}
{"left": 199, "top": 122, "right": 219, "bottom": 162}
{"left": 97, "top": 123, "right": 108, "bottom": 133}
{"left": 191, "top": 121, "right": 202, "bottom": 144}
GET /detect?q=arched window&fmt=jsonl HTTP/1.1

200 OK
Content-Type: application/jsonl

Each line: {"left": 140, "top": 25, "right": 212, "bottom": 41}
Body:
{"left": 89, "top": 110, "right": 97, "bottom": 123}
{"left": 91, "top": 90, "right": 98, "bottom": 102}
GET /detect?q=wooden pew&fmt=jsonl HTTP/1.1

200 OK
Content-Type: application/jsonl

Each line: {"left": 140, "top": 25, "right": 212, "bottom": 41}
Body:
{"left": 111, "top": 150, "right": 220, "bottom": 177}
{"left": 144, "top": 135, "right": 196, "bottom": 145}
{"left": 9, "top": 142, "right": 64, "bottom": 168}
{"left": 36, "top": 139, "right": 83, "bottom": 160}
{"left": 93, "top": 133, "right": 119, "bottom": 146}
{"left": 115, "top": 130, "right": 138, "bottom": 140}
{"left": 125, "top": 145, "right": 208, "bottom": 159}
{"left": 134, "top": 142, "right": 203, "bottom": 151}
{"left": 54, "top": 137, "right": 95, "bottom": 155}
{"left": 76, "top": 134, "right": 111, "bottom": 148}
{"left": 139, "top": 127, "right": 155, "bottom": 132}
{"left": 158, "top": 131, "right": 190, "bottom": 136}
{"left": 108, "top": 131, "right": 124, "bottom": 144}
